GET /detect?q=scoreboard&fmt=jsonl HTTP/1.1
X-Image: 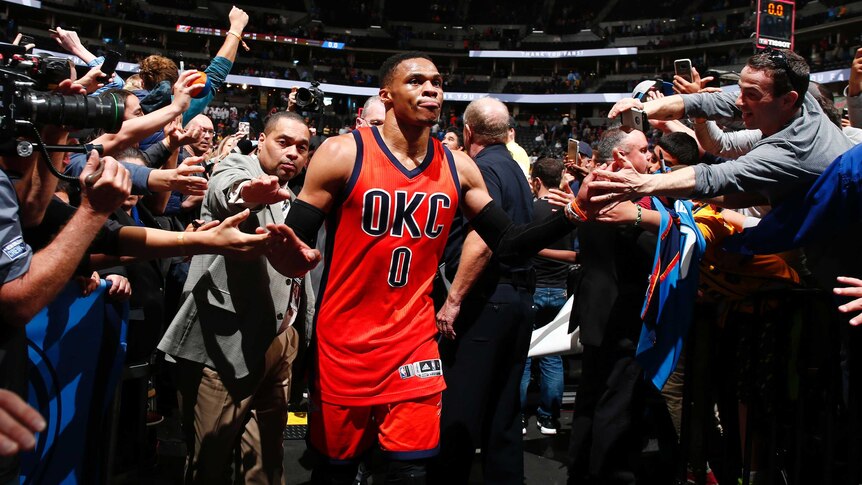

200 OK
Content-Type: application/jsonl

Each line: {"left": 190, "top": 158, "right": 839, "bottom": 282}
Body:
{"left": 756, "top": 0, "right": 796, "bottom": 50}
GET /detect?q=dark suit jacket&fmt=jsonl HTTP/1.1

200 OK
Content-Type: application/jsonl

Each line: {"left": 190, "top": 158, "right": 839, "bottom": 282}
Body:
{"left": 569, "top": 221, "right": 655, "bottom": 347}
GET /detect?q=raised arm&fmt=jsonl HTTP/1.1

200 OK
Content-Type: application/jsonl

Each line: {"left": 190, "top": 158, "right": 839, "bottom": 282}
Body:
{"left": 94, "top": 71, "right": 200, "bottom": 155}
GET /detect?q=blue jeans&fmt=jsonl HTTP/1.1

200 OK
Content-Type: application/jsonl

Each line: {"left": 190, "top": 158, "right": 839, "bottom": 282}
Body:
{"left": 520, "top": 287, "right": 566, "bottom": 418}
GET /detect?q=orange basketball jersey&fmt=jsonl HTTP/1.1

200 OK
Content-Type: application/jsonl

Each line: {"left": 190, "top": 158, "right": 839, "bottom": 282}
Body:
{"left": 314, "top": 126, "right": 460, "bottom": 406}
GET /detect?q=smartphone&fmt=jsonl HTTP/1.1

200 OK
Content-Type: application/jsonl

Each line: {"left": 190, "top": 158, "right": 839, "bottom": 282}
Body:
{"left": 567, "top": 138, "right": 579, "bottom": 160}
{"left": 238, "top": 121, "right": 250, "bottom": 136}
{"left": 99, "top": 50, "right": 120, "bottom": 79}
{"left": 619, "top": 108, "right": 647, "bottom": 132}
{"left": 674, "top": 58, "right": 693, "bottom": 83}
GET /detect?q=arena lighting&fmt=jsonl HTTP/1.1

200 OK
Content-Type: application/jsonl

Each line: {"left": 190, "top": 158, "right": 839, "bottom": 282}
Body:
{"left": 30, "top": 48, "right": 848, "bottom": 104}
{"left": 469, "top": 47, "right": 638, "bottom": 59}
{"left": 176, "top": 24, "right": 345, "bottom": 50}
{"left": 1, "top": 0, "right": 40, "bottom": 7}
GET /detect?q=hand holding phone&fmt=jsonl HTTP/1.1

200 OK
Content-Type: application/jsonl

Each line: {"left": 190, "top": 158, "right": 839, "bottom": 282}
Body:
{"left": 567, "top": 138, "right": 580, "bottom": 161}
{"left": 99, "top": 50, "right": 121, "bottom": 80}
{"left": 619, "top": 108, "right": 647, "bottom": 132}
{"left": 674, "top": 58, "right": 693, "bottom": 84}
{"left": 238, "top": 121, "right": 250, "bottom": 137}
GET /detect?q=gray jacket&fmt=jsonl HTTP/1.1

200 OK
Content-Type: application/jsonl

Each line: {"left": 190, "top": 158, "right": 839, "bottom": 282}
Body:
{"left": 158, "top": 154, "right": 301, "bottom": 380}
{"left": 683, "top": 90, "right": 854, "bottom": 204}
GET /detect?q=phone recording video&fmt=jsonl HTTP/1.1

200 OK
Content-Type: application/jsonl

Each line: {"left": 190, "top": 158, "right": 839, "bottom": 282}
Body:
{"left": 674, "top": 58, "right": 693, "bottom": 83}
{"left": 567, "top": 138, "right": 580, "bottom": 161}
{"left": 619, "top": 108, "right": 647, "bottom": 132}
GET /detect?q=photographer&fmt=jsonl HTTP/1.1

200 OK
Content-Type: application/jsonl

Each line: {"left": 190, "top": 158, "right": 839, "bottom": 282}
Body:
{"left": 0, "top": 151, "right": 130, "bottom": 482}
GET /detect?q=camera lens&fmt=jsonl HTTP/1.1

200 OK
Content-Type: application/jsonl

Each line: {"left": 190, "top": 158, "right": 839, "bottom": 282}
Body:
{"left": 295, "top": 87, "right": 314, "bottom": 108}
{"left": 17, "top": 91, "right": 125, "bottom": 133}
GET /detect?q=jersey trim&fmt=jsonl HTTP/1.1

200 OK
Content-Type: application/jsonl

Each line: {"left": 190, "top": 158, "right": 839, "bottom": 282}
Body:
{"left": 442, "top": 145, "right": 461, "bottom": 199}
{"left": 340, "top": 130, "right": 365, "bottom": 205}
{"left": 370, "top": 126, "right": 436, "bottom": 179}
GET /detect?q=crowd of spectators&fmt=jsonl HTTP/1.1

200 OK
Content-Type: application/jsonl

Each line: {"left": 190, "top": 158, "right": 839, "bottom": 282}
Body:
{"left": 3, "top": 2, "right": 862, "bottom": 483}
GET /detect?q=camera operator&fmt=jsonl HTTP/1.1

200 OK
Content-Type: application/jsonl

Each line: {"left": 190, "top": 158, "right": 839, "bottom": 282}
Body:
{"left": 0, "top": 150, "right": 131, "bottom": 482}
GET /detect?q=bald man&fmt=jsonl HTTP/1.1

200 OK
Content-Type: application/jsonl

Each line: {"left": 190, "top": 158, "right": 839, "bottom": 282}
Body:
{"left": 184, "top": 114, "right": 215, "bottom": 158}
{"left": 355, "top": 95, "right": 385, "bottom": 127}
{"left": 432, "top": 97, "right": 538, "bottom": 483}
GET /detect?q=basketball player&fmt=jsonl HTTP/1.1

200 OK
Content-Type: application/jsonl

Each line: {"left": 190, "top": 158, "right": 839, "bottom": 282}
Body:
{"left": 263, "top": 52, "right": 589, "bottom": 484}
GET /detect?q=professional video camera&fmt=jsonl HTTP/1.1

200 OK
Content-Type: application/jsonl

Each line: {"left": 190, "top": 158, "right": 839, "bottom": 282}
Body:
{"left": 0, "top": 42, "right": 125, "bottom": 183}
{"left": 295, "top": 81, "right": 324, "bottom": 112}
{"left": 0, "top": 42, "right": 124, "bottom": 148}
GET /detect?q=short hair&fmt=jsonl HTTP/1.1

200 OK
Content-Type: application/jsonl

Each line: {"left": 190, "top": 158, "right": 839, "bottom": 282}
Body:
{"left": 530, "top": 157, "right": 564, "bottom": 188}
{"left": 444, "top": 127, "right": 463, "bottom": 148}
{"left": 657, "top": 132, "right": 700, "bottom": 166}
{"left": 362, "top": 95, "right": 383, "bottom": 114}
{"left": 263, "top": 111, "right": 307, "bottom": 135}
{"left": 102, "top": 88, "right": 136, "bottom": 101}
{"left": 595, "top": 128, "right": 629, "bottom": 162}
{"left": 116, "top": 147, "right": 147, "bottom": 166}
{"left": 746, "top": 49, "right": 809, "bottom": 108}
{"left": 123, "top": 74, "right": 143, "bottom": 91}
{"left": 379, "top": 52, "right": 434, "bottom": 88}
{"left": 138, "top": 55, "right": 179, "bottom": 91}
{"left": 463, "top": 98, "right": 509, "bottom": 146}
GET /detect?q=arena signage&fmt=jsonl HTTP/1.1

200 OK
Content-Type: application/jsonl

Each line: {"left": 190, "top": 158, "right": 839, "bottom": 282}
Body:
{"left": 176, "top": 25, "right": 345, "bottom": 50}
{"left": 1, "top": 0, "right": 41, "bottom": 7}
{"left": 35, "top": 48, "right": 848, "bottom": 103}
{"left": 469, "top": 47, "right": 638, "bottom": 59}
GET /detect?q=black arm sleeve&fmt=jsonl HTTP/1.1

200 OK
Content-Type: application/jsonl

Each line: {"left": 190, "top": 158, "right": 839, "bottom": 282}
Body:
{"left": 470, "top": 200, "right": 577, "bottom": 264}
{"left": 284, "top": 199, "right": 326, "bottom": 247}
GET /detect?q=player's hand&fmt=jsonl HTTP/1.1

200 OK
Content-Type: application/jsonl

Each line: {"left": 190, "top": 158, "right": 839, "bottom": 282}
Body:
{"left": 595, "top": 200, "right": 639, "bottom": 224}
{"left": 241, "top": 175, "right": 291, "bottom": 206}
{"left": 0, "top": 389, "right": 45, "bottom": 456}
{"left": 834, "top": 276, "right": 862, "bottom": 325}
{"left": 258, "top": 223, "right": 321, "bottom": 276}
{"left": 436, "top": 299, "right": 461, "bottom": 340}
{"left": 585, "top": 159, "right": 648, "bottom": 210}
{"left": 546, "top": 187, "right": 575, "bottom": 210}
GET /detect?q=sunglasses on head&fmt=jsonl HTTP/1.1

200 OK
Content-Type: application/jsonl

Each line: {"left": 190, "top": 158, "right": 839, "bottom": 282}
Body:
{"left": 764, "top": 47, "right": 791, "bottom": 71}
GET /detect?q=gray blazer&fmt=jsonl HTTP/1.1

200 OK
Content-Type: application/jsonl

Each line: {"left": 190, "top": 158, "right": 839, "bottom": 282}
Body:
{"left": 158, "top": 154, "right": 301, "bottom": 380}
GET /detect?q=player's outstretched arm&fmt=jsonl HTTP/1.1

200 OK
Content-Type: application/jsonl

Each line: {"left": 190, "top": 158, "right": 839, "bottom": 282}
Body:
{"left": 452, "top": 151, "right": 579, "bottom": 263}
{"left": 265, "top": 134, "right": 357, "bottom": 276}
